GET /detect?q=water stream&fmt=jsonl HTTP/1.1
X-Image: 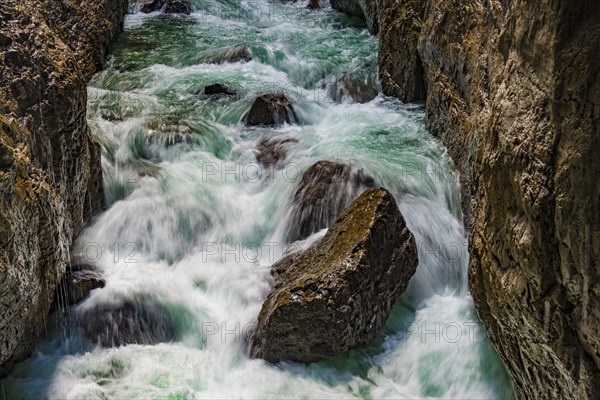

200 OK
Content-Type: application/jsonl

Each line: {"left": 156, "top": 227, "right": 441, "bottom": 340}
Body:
{"left": 1, "top": 1, "right": 513, "bottom": 398}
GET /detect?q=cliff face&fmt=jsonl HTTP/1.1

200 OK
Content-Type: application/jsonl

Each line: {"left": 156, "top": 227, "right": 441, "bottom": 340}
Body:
{"left": 336, "top": 0, "right": 600, "bottom": 397}
{"left": 416, "top": 1, "right": 600, "bottom": 397}
{"left": 0, "top": 0, "right": 127, "bottom": 375}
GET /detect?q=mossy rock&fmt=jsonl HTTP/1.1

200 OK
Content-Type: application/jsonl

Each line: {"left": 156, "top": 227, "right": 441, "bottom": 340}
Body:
{"left": 250, "top": 187, "right": 418, "bottom": 363}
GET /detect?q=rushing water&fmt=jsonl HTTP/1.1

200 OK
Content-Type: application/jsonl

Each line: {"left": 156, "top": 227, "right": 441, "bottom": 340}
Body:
{"left": 1, "top": 1, "right": 513, "bottom": 399}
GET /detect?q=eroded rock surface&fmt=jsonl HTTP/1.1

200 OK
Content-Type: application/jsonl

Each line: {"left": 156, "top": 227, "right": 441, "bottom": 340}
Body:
{"left": 251, "top": 188, "right": 418, "bottom": 363}
{"left": 0, "top": 0, "right": 127, "bottom": 375}
{"left": 287, "top": 160, "right": 375, "bottom": 242}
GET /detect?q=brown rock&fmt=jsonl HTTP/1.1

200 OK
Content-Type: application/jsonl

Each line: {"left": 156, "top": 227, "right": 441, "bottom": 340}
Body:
{"left": 250, "top": 188, "right": 418, "bottom": 363}
{"left": 287, "top": 160, "right": 375, "bottom": 241}
{"left": 378, "top": 0, "right": 427, "bottom": 102}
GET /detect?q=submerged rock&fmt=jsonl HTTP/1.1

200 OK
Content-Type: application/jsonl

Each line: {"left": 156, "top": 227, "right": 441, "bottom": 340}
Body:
{"left": 250, "top": 188, "right": 418, "bottom": 363}
{"left": 78, "top": 300, "right": 176, "bottom": 347}
{"left": 206, "top": 46, "right": 253, "bottom": 64}
{"left": 287, "top": 160, "right": 375, "bottom": 241}
{"left": 244, "top": 93, "right": 297, "bottom": 126}
{"left": 57, "top": 266, "right": 106, "bottom": 306}
{"left": 256, "top": 137, "right": 298, "bottom": 169}
{"left": 204, "top": 83, "right": 236, "bottom": 96}
{"left": 163, "top": 0, "right": 192, "bottom": 14}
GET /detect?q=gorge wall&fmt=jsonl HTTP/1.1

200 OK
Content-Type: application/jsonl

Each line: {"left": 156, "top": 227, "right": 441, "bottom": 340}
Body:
{"left": 0, "top": 0, "right": 127, "bottom": 375}
{"left": 333, "top": 0, "right": 600, "bottom": 398}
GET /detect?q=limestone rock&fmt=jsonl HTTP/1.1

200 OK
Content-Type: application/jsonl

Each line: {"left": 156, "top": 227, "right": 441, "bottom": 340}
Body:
{"left": 244, "top": 93, "right": 297, "bottom": 127}
{"left": 250, "top": 188, "right": 418, "bottom": 363}
{"left": 378, "top": 0, "right": 427, "bottom": 102}
{"left": 287, "top": 160, "right": 375, "bottom": 242}
{"left": 372, "top": 0, "right": 600, "bottom": 397}
{"left": 0, "top": 0, "right": 127, "bottom": 376}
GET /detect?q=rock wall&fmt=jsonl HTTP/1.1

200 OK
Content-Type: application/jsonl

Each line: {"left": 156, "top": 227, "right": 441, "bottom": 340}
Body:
{"left": 0, "top": 0, "right": 127, "bottom": 375}
{"left": 335, "top": 0, "right": 600, "bottom": 398}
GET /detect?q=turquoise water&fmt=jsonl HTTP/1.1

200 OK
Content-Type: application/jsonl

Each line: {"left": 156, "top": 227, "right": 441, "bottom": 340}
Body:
{"left": 1, "top": 1, "right": 513, "bottom": 398}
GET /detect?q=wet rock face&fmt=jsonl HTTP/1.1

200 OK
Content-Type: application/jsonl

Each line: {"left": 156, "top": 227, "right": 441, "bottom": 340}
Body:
{"left": 287, "top": 160, "right": 375, "bottom": 242}
{"left": 244, "top": 93, "right": 297, "bottom": 127}
{"left": 362, "top": 0, "right": 600, "bottom": 398}
{"left": 0, "top": 0, "right": 127, "bottom": 376}
{"left": 378, "top": 0, "right": 427, "bottom": 102}
{"left": 78, "top": 301, "right": 176, "bottom": 347}
{"left": 250, "top": 188, "right": 418, "bottom": 363}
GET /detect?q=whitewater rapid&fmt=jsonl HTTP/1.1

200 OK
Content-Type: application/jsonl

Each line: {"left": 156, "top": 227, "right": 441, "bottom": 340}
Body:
{"left": 0, "top": 1, "right": 512, "bottom": 398}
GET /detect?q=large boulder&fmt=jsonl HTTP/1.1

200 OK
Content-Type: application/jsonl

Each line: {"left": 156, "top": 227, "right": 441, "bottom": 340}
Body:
{"left": 286, "top": 160, "right": 375, "bottom": 241}
{"left": 244, "top": 93, "right": 297, "bottom": 127}
{"left": 250, "top": 188, "right": 418, "bottom": 363}
{"left": 78, "top": 300, "right": 175, "bottom": 347}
